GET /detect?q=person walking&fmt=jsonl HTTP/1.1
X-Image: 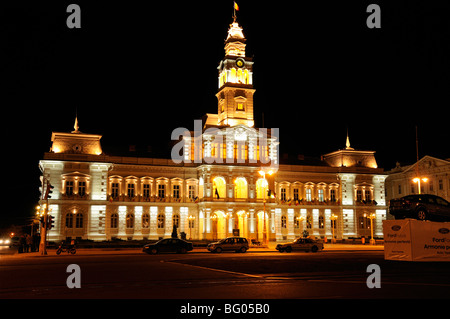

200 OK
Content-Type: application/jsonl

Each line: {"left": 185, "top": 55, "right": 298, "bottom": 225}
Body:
{"left": 26, "top": 234, "right": 33, "bottom": 253}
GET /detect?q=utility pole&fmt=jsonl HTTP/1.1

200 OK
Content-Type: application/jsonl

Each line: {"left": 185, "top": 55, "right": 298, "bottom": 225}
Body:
{"left": 39, "top": 177, "right": 54, "bottom": 255}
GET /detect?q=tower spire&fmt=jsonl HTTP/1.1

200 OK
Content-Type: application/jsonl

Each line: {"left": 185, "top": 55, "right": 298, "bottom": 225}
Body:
{"left": 72, "top": 110, "right": 80, "bottom": 133}
{"left": 345, "top": 129, "right": 354, "bottom": 150}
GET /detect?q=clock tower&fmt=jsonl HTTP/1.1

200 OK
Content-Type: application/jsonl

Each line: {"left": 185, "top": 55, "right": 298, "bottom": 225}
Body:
{"left": 216, "top": 17, "right": 255, "bottom": 127}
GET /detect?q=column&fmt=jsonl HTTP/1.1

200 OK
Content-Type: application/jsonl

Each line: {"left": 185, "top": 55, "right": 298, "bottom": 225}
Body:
{"left": 287, "top": 208, "right": 295, "bottom": 240}
{"left": 149, "top": 207, "right": 158, "bottom": 240}
{"left": 134, "top": 206, "right": 143, "bottom": 240}
{"left": 180, "top": 207, "right": 188, "bottom": 235}
{"left": 164, "top": 207, "right": 173, "bottom": 237}
{"left": 118, "top": 206, "right": 127, "bottom": 238}
{"left": 249, "top": 208, "right": 255, "bottom": 235}
{"left": 275, "top": 208, "right": 282, "bottom": 241}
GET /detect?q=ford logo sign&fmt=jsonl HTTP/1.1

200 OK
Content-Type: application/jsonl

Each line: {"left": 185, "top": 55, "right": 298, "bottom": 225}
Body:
{"left": 438, "top": 228, "right": 450, "bottom": 235}
{"left": 391, "top": 225, "right": 401, "bottom": 231}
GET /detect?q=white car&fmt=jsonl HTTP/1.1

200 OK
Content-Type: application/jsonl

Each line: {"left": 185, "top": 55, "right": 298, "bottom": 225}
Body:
{"left": 276, "top": 237, "right": 323, "bottom": 253}
{"left": 0, "top": 238, "right": 11, "bottom": 246}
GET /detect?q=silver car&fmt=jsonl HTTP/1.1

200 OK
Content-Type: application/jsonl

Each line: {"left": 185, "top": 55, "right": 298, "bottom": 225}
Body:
{"left": 207, "top": 237, "right": 249, "bottom": 253}
{"left": 276, "top": 237, "right": 323, "bottom": 253}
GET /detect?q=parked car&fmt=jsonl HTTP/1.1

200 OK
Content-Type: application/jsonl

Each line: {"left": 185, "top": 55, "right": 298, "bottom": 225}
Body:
{"left": 389, "top": 194, "right": 450, "bottom": 222}
{"left": 143, "top": 238, "right": 193, "bottom": 254}
{"left": 276, "top": 237, "right": 323, "bottom": 253}
{"left": 207, "top": 237, "right": 249, "bottom": 253}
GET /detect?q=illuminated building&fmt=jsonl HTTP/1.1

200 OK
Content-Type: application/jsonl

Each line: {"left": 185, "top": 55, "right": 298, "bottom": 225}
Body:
{"left": 39, "top": 16, "right": 387, "bottom": 243}
{"left": 386, "top": 156, "right": 450, "bottom": 214}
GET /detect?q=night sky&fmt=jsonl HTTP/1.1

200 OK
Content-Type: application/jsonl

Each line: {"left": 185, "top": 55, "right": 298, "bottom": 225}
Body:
{"left": 2, "top": 0, "right": 449, "bottom": 228}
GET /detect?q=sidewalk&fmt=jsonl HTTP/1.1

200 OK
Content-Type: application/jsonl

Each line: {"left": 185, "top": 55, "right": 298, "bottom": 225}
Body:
{"left": 1, "top": 243, "right": 384, "bottom": 259}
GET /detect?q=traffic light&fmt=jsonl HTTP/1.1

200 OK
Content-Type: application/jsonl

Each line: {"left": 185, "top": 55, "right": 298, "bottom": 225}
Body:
{"left": 47, "top": 215, "right": 55, "bottom": 230}
{"left": 44, "top": 181, "right": 54, "bottom": 199}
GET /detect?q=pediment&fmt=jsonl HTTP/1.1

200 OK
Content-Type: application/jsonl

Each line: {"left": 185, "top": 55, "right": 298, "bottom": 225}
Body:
{"left": 404, "top": 156, "right": 450, "bottom": 173}
{"left": 62, "top": 171, "right": 91, "bottom": 179}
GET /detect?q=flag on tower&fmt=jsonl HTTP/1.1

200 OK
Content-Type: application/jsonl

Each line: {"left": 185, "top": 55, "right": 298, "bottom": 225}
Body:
{"left": 234, "top": 2, "right": 239, "bottom": 11}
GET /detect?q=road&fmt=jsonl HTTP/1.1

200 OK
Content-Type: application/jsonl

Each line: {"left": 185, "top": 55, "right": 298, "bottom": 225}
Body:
{"left": 1, "top": 247, "right": 449, "bottom": 301}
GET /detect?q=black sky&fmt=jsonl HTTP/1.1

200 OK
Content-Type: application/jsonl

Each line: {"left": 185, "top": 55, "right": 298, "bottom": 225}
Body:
{"left": 2, "top": 0, "right": 449, "bottom": 227}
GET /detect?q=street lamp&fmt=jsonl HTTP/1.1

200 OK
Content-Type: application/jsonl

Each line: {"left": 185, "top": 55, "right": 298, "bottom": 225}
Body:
{"left": 330, "top": 214, "right": 338, "bottom": 244}
{"left": 413, "top": 177, "right": 428, "bottom": 195}
{"left": 259, "top": 169, "right": 274, "bottom": 246}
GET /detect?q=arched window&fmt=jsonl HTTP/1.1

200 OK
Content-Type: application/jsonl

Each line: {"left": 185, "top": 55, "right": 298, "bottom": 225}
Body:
{"left": 319, "top": 216, "right": 324, "bottom": 229}
{"left": 255, "top": 178, "right": 268, "bottom": 199}
{"left": 237, "top": 69, "right": 243, "bottom": 83}
{"left": 157, "top": 214, "right": 165, "bottom": 229}
{"left": 230, "top": 68, "right": 236, "bottom": 83}
{"left": 281, "top": 216, "right": 287, "bottom": 228}
{"left": 142, "top": 213, "right": 150, "bottom": 229}
{"left": 75, "top": 213, "right": 83, "bottom": 228}
{"left": 111, "top": 213, "right": 118, "bottom": 229}
{"left": 234, "top": 177, "right": 248, "bottom": 199}
{"left": 65, "top": 213, "right": 73, "bottom": 228}
{"left": 213, "top": 177, "right": 226, "bottom": 199}
{"left": 244, "top": 69, "right": 249, "bottom": 84}
{"left": 173, "top": 214, "right": 180, "bottom": 228}
{"left": 126, "top": 213, "right": 134, "bottom": 229}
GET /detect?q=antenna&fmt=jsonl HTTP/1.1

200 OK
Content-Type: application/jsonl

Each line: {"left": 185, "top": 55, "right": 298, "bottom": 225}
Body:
{"left": 415, "top": 125, "right": 420, "bottom": 163}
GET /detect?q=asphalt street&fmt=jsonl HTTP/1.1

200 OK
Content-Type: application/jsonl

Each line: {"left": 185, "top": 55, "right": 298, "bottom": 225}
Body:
{"left": 1, "top": 247, "right": 449, "bottom": 300}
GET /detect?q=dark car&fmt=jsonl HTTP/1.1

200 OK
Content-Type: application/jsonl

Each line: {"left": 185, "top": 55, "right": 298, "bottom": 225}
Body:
{"left": 143, "top": 238, "right": 193, "bottom": 255}
{"left": 276, "top": 237, "right": 323, "bottom": 253}
{"left": 207, "top": 237, "right": 249, "bottom": 253}
{"left": 389, "top": 194, "right": 450, "bottom": 222}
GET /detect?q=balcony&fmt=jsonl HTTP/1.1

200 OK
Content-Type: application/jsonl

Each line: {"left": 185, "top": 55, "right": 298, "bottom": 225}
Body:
{"left": 108, "top": 195, "right": 199, "bottom": 204}
{"left": 277, "top": 199, "right": 341, "bottom": 206}
{"left": 61, "top": 193, "right": 90, "bottom": 201}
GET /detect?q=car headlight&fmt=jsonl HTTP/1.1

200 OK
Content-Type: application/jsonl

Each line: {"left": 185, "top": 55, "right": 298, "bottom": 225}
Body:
{"left": 5, "top": 240, "right": 10, "bottom": 244}
{"left": 0, "top": 240, "right": 3, "bottom": 244}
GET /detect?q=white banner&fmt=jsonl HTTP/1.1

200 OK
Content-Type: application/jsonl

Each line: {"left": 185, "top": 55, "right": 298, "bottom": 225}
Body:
{"left": 384, "top": 219, "right": 450, "bottom": 262}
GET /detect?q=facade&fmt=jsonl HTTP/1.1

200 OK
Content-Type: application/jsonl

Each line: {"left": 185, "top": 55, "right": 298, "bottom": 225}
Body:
{"left": 39, "top": 17, "right": 388, "bottom": 242}
{"left": 386, "top": 156, "right": 450, "bottom": 218}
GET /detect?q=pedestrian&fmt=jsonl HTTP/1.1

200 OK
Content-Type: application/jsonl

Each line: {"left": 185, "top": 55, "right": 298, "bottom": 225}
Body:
{"left": 26, "top": 234, "right": 33, "bottom": 253}
{"left": 19, "top": 235, "right": 26, "bottom": 253}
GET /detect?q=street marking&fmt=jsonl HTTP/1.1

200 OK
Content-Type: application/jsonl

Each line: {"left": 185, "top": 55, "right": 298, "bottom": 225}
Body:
{"left": 308, "top": 279, "right": 450, "bottom": 288}
{"left": 165, "top": 260, "right": 264, "bottom": 279}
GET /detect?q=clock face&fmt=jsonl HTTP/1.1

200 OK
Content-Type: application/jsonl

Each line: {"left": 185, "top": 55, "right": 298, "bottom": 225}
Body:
{"left": 236, "top": 58, "right": 245, "bottom": 68}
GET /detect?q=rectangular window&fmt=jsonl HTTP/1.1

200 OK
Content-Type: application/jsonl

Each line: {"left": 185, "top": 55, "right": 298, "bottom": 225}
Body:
{"left": 111, "top": 183, "right": 119, "bottom": 198}
{"left": 173, "top": 185, "right": 180, "bottom": 199}
{"left": 66, "top": 181, "right": 74, "bottom": 196}
{"left": 293, "top": 189, "right": 299, "bottom": 201}
{"left": 281, "top": 188, "right": 287, "bottom": 201}
{"left": 306, "top": 189, "right": 312, "bottom": 202}
{"left": 318, "top": 189, "right": 324, "bottom": 202}
{"left": 143, "top": 184, "right": 150, "bottom": 198}
{"left": 158, "top": 184, "right": 165, "bottom": 198}
{"left": 78, "top": 181, "right": 86, "bottom": 197}
{"left": 357, "top": 190, "right": 363, "bottom": 201}
{"left": 127, "top": 184, "right": 135, "bottom": 198}
{"left": 398, "top": 184, "right": 402, "bottom": 195}
{"left": 365, "top": 190, "right": 371, "bottom": 202}
{"left": 236, "top": 103, "right": 245, "bottom": 111}
{"left": 330, "top": 189, "right": 336, "bottom": 202}
{"left": 188, "top": 185, "right": 195, "bottom": 199}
